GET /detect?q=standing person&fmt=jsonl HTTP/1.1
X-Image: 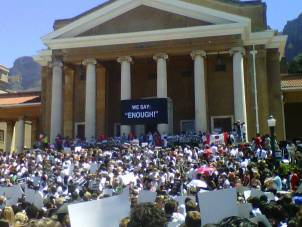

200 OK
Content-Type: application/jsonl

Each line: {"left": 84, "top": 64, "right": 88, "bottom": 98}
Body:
{"left": 290, "top": 171, "right": 299, "bottom": 191}
{"left": 273, "top": 172, "right": 282, "bottom": 191}
{"left": 287, "top": 141, "right": 297, "bottom": 163}
{"left": 234, "top": 121, "right": 242, "bottom": 143}
{"left": 255, "top": 134, "right": 262, "bottom": 151}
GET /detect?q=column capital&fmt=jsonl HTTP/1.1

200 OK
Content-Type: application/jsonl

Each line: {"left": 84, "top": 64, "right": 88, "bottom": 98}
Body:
{"left": 229, "top": 47, "right": 246, "bottom": 56}
{"left": 153, "top": 53, "right": 168, "bottom": 61}
{"left": 191, "top": 50, "right": 206, "bottom": 60}
{"left": 117, "top": 56, "right": 132, "bottom": 63}
{"left": 50, "top": 60, "right": 63, "bottom": 68}
{"left": 82, "top": 58, "right": 97, "bottom": 65}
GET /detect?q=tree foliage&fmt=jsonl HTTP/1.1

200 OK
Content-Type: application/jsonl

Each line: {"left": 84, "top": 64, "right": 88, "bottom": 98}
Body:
{"left": 288, "top": 53, "right": 302, "bottom": 74}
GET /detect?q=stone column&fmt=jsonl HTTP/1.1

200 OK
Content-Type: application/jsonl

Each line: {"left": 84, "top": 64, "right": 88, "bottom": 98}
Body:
{"left": 118, "top": 56, "right": 132, "bottom": 136}
{"left": 83, "top": 59, "right": 97, "bottom": 141}
{"left": 230, "top": 47, "right": 248, "bottom": 140}
{"left": 5, "top": 121, "right": 14, "bottom": 153}
{"left": 50, "top": 60, "right": 63, "bottom": 143}
{"left": 191, "top": 50, "right": 207, "bottom": 133}
{"left": 16, "top": 117, "right": 24, "bottom": 153}
{"left": 153, "top": 53, "right": 169, "bottom": 135}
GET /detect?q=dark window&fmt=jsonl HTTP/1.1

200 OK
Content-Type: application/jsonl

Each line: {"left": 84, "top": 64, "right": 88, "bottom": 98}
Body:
{"left": 215, "top": 55, "right": 226, "bottom": 72}
{"left": 79, "top": 65, "right": 86, "bottom": 81}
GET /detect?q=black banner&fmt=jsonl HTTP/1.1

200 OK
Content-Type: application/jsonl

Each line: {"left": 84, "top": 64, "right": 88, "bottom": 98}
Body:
{"left": 121, "top": 98, "right": 168, "bottom": 124}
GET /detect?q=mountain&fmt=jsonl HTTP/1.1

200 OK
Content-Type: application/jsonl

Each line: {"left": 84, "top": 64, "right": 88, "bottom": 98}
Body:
{"left": 9, "top": 56, "right": 41, "bottom": 91}
{"left": 283, "top": 13, "right": 302, "bottom": 61}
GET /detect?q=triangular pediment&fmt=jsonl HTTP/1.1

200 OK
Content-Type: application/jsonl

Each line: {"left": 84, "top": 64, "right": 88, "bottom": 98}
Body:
{"left": 77, "top": 5, "right": 212, "bottom": 37}
{"left": 43, "top": 0, "right": 251, "bottom": 42}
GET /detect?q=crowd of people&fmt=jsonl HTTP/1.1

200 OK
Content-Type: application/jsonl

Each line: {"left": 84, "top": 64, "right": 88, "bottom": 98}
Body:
{"left": 0, "top": 130, "right": 301, "bottom": 227}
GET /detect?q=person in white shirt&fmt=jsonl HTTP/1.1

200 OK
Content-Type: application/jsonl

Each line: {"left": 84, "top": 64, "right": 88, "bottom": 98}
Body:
{"left": 286, "top": 142, "right": 296, "bottom": 163}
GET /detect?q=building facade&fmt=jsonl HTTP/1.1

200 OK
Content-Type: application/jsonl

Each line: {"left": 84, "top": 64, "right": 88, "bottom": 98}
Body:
{"left": 281, "top": 74, "right": 302, "bottom": 140}
{"left": 35, "top": 0, "right": 287, "bottom": 143}
{"left": 0, "top": 91, "right": 41, "bottom": 152}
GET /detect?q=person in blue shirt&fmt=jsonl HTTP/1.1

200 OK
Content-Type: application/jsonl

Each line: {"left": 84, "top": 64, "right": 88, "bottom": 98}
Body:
{"left": 273, "top": 171, "right": 282, "bottom": 191}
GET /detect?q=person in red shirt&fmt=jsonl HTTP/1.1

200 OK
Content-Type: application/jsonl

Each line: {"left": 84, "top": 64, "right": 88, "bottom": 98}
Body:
{"left": 291, "top": 171, "right": 300, "bottom": 191}
{"left": 255, "top": 133, "right": 262, "bottom": 150}
{"left": 203, "top": 145, "right": 212, "bottom": 161}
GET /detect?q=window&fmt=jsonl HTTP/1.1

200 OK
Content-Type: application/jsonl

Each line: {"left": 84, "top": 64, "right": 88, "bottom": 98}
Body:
{"left": 180, "top": 120, "right": 195, "bottom": 134}
{"left": 0, "top": 130, "right": 4, "bottom": 143}
{"left": 211, "top": 116, "right": 234, "bottom": 133}
{"left": 74, "top": 122, "right": 85, "bottom": 139}
{"left": 215, "top": 55, "right": 226, "bottom": 72}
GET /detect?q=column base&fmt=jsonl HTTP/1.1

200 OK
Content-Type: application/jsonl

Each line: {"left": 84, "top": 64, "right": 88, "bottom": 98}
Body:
{"left": 120, "top": 125, "right": 131, "bottom": 137}
{"left": 157, "top": 124, "right": 169, "bottom": 135}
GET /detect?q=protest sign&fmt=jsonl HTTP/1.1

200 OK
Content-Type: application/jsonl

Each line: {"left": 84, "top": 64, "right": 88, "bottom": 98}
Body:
{"left": 237, "top": 203, "right": 252, "bottom": 218}
{"left": 198, "top": 188, "right": 238, "bottom": 226}
{"left": 0, "top": 185, "right": 23, "bottom": 206}
{"left": 75, "top": 146, "right": 82, "bottom": 152}
{"left": 63, "top": 147, "right": 72, "bottom": 153}
{"left": 251, "top": 188, "right": 263, "bottom": 198}
{"left": 68, "top": 188, "right": 130, "bottom": 227}
{"left": 244, "top": 190, "right": 251, "bottom": 200}
{"left": 137, "top": 190, "right": 156, "bottom": 204}
{"left": 121, "top": 98, "right": 168, "bottom": 124}
{"left": 25, "top": 188, "right": 44, "bottom": 209}
{"left": 121, "top": 173, "right": 136, "bottom": 186}
{"left": 90, "top": 163, "right": 99, "bottom": 174}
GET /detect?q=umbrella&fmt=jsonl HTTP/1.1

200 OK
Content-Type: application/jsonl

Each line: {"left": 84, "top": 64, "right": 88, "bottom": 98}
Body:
{"left": 196, "top": 166, "right": 215, "bottom": 176}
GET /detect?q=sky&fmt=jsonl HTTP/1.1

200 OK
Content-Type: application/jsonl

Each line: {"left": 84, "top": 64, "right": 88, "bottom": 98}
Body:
{"left": 0, "top": 0, "right": 301, "bottom": 68}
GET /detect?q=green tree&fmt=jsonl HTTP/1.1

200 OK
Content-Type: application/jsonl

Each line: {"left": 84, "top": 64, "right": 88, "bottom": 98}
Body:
{"left": 288, "top": 53, "right": 302, "bottom": 73}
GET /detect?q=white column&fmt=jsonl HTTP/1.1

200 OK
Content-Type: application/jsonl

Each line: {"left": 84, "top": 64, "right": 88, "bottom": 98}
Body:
{"left": 5, "top": 121, "right": 14, "bottom": 153}
{"left": 83, "top": 59, "right": 97, "bottom": 141}
{"left": 191, "top": 50, "right": 207, "bottom": 133}
{"left": 153, "top": 53, "right": 169, "bottom": 135}
{"left": 50, "top": 60, "right": 63, "bottom": 143}
{"left": 16, "top": 117, "right": 24, "bottom": 153}
{"left": 118, "top": 56, "right": 132, "bottom": 136}
{"left": 230, "top": 47, "right": 248, "bottom": 140}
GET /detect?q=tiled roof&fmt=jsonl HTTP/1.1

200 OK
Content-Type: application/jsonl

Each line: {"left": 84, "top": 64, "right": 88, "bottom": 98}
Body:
{"left": 0, "top": 96, "right": 40, "bottom": 105}
{"left": 0, "top": 91, "right": 41, "bottom": 106}
{"left": 281, "top": 74, "right": 302, "bottom": 90}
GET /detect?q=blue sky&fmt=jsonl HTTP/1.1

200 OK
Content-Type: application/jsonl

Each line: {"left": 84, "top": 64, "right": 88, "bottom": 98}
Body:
{"left": 0, "top": 0, "right": 301, "bottom": 68}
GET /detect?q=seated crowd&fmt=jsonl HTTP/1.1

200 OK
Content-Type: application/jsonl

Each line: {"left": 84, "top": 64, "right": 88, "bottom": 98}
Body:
{"left": 0, "top": 131, "right": 301, "bottom": 227}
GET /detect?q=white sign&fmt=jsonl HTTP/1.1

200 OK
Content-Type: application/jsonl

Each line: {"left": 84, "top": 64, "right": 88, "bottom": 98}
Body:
{"left": 138, "top": 190, "right": 156, "bottom": 204}
{"left": 237, "top": 203, "right": 252, "bottom": 218}
{"left": 90, "top": 163, "right": 99, "bottom": 174}
{"left": 64, "top": 147, "right": 72, "bottom": 153}
{"left": 75, "top": 146, "right": 82, "bottom": 152}
{"left": 121, "top": 173, "right": 136, "bottom": 186}
{"left": 0, "top": 185, "right": 23, "bottom": 206}
{"left": 25, "top": 188, "right": 44, "bottom": 209}
{"left": 198, "top": 188, "right": 238, "bottom": 226}
{"left": 68, "top": 188, "right": 130, "bottom": 227}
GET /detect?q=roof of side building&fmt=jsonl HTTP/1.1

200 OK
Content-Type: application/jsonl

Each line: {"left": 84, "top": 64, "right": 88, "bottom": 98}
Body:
{"left": 281, "top": 74, "right": 302, "bottom": 90}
